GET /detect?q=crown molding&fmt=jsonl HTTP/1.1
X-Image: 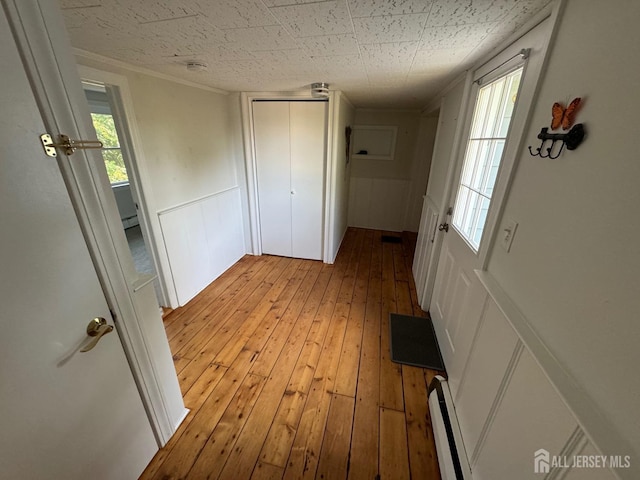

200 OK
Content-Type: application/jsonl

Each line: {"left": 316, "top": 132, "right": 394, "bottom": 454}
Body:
{"left": 73, "top": 48, "right": 229, "bottom": 95}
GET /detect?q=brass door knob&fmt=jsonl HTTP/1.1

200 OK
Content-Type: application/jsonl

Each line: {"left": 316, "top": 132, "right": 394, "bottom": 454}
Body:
{"left": 80, "top": 317, "right": 114, "bottom": 352}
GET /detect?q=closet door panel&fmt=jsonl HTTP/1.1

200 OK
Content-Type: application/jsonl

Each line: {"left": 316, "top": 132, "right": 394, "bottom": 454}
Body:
{"left": 290, "top": 101, "right": 326, "bottom": 260}
{"left": 253, "top": 101, "right": 292, "bottom": 257}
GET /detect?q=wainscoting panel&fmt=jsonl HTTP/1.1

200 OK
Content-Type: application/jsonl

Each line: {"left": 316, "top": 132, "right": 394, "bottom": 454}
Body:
{"left": 453, "top": 299, "right": 520, "bottom": 458}
{"left": 159, "top": 187, "right": 245, "bottom": 306}
{"left": 347, "top": 176, "right": 410, "bottom": 232}
{"left": 471, "top": 349, "right": 578, "bottom": 479}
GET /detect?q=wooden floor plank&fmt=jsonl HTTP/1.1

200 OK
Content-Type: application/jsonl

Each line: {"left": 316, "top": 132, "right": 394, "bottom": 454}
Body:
{"left": 142, "top": 228, "right": 443, "bottom": 480}
{"left": 187, "top": 373, "right": 267, "bottom": 480}
{"left": 379, "top": 241, "right": 404, "bottom": 411}
{"left": 251, "top": 462, "right": 284, "bottom": 480}
{"left": 379, "top": 408, "right": 411, "bottom": 480}
{"left": 315, "top": 394, "right": 355, "bottom": 480}
{"left": 403, "top": 365, "right": 440, "bottom": 480}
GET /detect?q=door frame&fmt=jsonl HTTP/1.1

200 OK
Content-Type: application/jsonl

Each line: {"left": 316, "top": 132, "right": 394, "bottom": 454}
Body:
{"left": 4, "top": 0, "right": 186, "bottom": 445}
{"left": 77, "top": 64, "right": 171, "bottom": 307}
{"left": 240, "top": 91, "right": 334, "bottom": 262}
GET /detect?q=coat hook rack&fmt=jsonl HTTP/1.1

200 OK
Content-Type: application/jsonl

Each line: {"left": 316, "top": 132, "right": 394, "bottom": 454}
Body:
{"left": 528, "top": 123, "right": 585, "bottom": 159}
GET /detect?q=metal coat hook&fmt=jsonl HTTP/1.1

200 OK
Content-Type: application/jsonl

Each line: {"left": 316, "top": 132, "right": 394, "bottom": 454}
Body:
{"left": 528, "top": 123, "right": 585, "bottom": 159}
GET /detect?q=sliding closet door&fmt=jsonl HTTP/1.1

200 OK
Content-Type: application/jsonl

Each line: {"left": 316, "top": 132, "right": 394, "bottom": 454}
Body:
{"left": 254, "top": 101, "right": 292, "bottom": 257}
{"left": 290, "top": 101, "right": 326, "bottom": 260}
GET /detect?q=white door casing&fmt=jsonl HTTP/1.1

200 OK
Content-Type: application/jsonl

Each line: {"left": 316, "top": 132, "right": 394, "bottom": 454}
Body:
{"left": 253, "top": 100, "right": 326, "bottom": 261}
{"left": 0, "top": 3, "right": 157, "bottom": 478}
{"left": 2, "top": 0, "right": 186, "bottom": 451}
{"left": 429, "top": 12, "right": 556, "bottom": 372}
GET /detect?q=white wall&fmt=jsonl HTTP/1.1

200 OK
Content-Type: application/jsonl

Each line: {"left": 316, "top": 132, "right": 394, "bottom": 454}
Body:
{"left": 348, "top": 109, "right": 432, "bottom": 232}
{"left": 328, "top": 92, "right": 355, "bottom": 261}
{"left": 486, "top": 0, "right": 640, "bottom": 468}
{"left": 405, "top": 114, "right": 438, "bottom": 231}
{"left": 419, "top": 1, "right": 640, "bottom": 478}
{"left": 76, "top": 55, "right": 248, "bottom": 307}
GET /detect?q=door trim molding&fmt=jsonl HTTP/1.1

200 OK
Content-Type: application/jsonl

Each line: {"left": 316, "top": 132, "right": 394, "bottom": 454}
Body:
{"left": 77, "top": 64, "right": 173, "bottom": 307}
{"left": 4, "top": 0, "right": 186, "bottom": 446}
{"left": 240, "top": 91, "right": 333, "bottom": 262}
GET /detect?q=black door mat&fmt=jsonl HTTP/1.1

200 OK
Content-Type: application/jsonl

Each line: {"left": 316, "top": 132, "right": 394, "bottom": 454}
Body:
{"left": 389, "top": 313, "right": 445, "bottom": 370}
{"left": 381, "top": 235, "right": 402, "bottom": 243}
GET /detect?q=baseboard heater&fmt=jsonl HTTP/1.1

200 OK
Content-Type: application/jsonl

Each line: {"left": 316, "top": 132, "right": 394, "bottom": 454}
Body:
{"left": 428, "top": 375, "right": 472, "bottom": 480}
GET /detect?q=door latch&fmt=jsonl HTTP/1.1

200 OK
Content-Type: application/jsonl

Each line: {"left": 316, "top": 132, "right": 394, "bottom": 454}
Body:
{"left": 40, "top": 133, "right": 103, "bottom": 157}
{"left": 438, "top": 223, "right": 449, "bottom": 232}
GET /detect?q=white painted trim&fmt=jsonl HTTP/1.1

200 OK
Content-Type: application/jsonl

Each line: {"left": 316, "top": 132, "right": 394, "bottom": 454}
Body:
{"left": 156, "top": 185, "right": 240, "bottom": 216}
{"left": 73, "top": 48, "right": 228, "bottom": 95}
{"left": 324, "top": 91, "right": 338, "bottom": 263}
{"left": 77, "top": 64, "right": 173, "bottom": 307}
{"left": 476, "top": 270, "right": 635, "bottom": 480}
{"left": 8, "top": 0, "right": 185, "bottom": 446}
{"left": 240, "top": 91, "right": 332, "bottom": 262}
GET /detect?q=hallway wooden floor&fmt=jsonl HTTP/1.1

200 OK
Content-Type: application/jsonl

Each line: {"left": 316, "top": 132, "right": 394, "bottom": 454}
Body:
{"left": 140, "top": 228, "right": 443, "bottom": 480}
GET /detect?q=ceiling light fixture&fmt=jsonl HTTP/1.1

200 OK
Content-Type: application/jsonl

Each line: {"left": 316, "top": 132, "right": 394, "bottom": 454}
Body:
{"left": 311, "top": 82, "right": 330, "bottom": 98}
{"left": 186, "top": 61, "right": 208, "bottom": 72}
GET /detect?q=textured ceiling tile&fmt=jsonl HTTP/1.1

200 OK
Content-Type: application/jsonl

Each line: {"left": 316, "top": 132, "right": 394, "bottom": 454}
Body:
{"left": 360, "top": 42, "right": 419, "bottom": 69}
{"left": 311, "top": 54, "right": 366, "bottom": 74}
{"left": 353, "top": 14, "right": 428, "bottom": 44}
{"left": 269, "top": 0, "right": 353, "bottom": 38}
{"left": 411, "top": 48, "right": 469, "bottom": 71}
{"left": 224, "top": 26, "right": 299, "bottom": 51}
{"left": 490, "top": 0, "right": 552, "bottom": 35}
{"left": 419, "top": 23, "right": 496, "bottom": 50}
{"left": 300, "top": 34, "right": 360, "bottom": 57}
{"left": 112, "top": 0, "right": 199, "bottom": 24}
{"left": 261, "top": 0, "right": 329, "bottom": 7}
{"left": 192, "top": 0, "right": 278, "bottom": 30}
{"left": 348, "top": 0, "right": 433, "bottom": 18}
{"left": 426, "top": 0, "right": 518, "bottom": 27}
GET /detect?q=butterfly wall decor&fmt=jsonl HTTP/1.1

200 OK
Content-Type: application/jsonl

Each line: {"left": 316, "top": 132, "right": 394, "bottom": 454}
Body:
{"left": 551, "top": 97, "right": 581, "bottom": 130}
{"left": 529, "top": 97, "right": 585, "bottom": 159}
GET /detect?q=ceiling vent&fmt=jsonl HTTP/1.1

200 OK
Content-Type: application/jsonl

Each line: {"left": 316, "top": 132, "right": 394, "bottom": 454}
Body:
{"left": 311, "top": 82, "right": 329, "bottom": 98}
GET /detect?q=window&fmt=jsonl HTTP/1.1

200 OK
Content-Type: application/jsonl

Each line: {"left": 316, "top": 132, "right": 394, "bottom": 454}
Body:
{"left": 452, "top": 67, "right": 523, "bottom": 251}
{"left": 90, "top": 112, "right": 128, "bottom": 184}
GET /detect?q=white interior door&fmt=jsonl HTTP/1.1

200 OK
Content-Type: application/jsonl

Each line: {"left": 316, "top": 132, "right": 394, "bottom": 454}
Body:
{"left": 254, "top": 101, "right": 293, "bottom": 257}
{"left": 254, "top": 100, "right": 325, "bottom": 261}
{"left": 0, "top": 5, "right": 157, "bottom": 479}
{"left": 290, "top": 101, "right": 326, "bottom": 260}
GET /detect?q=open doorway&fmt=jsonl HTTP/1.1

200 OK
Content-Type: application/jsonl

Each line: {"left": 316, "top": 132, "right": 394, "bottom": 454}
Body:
{"left": 83, "top": 81, "right": 165, "bottom": 307}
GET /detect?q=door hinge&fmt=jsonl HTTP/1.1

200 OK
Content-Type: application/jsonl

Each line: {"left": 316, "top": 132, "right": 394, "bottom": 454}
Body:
{"left": 40, "top": 133, "right": 103, "bottom": 157}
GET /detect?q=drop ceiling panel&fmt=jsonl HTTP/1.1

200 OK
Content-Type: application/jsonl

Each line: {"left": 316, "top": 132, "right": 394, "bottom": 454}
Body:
{"left": 352, "top": 13, "right": 428, "bottom": 44}
{"left": 268, "top": 1, "right": 354, "bottom": 38}
{"left": 61, "top": 0, "right": 554, "bottom": 108}
{"left": 348, "top": 0, "right": 434, "bottom": 18}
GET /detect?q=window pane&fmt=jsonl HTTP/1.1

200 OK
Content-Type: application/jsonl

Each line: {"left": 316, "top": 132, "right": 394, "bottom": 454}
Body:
{"left": 102, "top": 149, "right": 128, "bottom": 183}
{"left": 452, "top": 66, "right": 523, "bottom": 251}
{"left": 90, "top": 113, "right": 120, "bottom": 148}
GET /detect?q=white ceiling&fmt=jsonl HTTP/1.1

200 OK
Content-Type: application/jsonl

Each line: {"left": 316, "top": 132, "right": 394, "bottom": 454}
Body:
{"left": 60, "top": 0, "right": 552, "bottom": 108}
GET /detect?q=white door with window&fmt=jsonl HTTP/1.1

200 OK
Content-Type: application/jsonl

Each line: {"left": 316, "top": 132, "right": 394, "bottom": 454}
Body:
{"left": 429, "top": 20, "right": 552, "bottom": 370}
{"left": 0, "top": 2, "right": 158, "bottom": 478}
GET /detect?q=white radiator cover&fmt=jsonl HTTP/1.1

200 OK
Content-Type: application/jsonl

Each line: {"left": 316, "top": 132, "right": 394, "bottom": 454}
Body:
{"left": 428, "top": 376, "right": 472, "bottom": 480}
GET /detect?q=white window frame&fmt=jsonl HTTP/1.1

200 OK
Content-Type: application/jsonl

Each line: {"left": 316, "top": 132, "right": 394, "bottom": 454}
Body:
{"left": 452, "top": 66, "right": 524, "bottom": 252}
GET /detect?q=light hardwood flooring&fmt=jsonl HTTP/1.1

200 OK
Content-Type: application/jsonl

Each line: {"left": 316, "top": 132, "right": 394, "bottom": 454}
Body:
{"left": 140, "top": 227, "right": 444, "bottom": 480}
